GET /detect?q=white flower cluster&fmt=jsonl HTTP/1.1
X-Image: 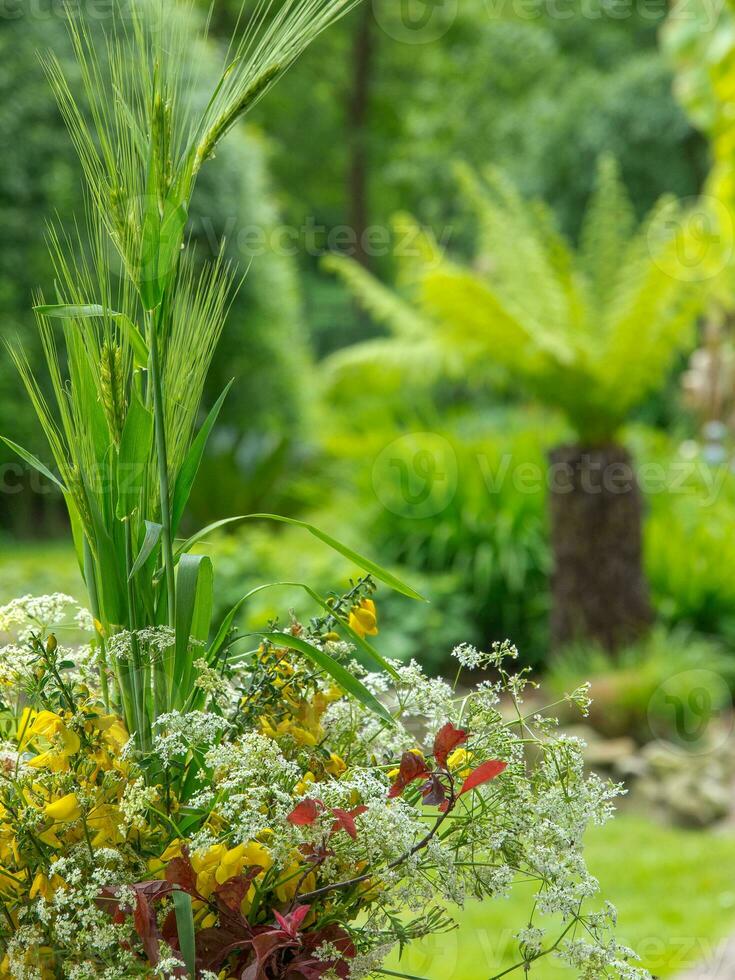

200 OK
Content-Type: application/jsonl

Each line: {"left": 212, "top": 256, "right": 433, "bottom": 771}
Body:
{"left": 119, "top": 776, "right": 158, "bottom": 829}
{"left": 0, "top": 593, "right": 93, "bottom": 641}
{"left": 151, "top": 709, "right": 230, "bottom": 766}
{"left": 193, "top": 656, "right": 237, "bottom": 709}
{"left": 106, "top": 627, "right": 175, "bottom": 663}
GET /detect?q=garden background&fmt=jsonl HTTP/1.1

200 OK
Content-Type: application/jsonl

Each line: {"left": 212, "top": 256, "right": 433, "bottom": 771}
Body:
{"left": 3, "top": 0, "right": 735, "bottom": 975}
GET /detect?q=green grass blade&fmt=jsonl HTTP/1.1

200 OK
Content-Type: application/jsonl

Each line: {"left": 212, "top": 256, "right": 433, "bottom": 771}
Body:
{"left": 172, "top": 889, "right": 196, "bottom": 977}
{"left": 1, "top": 438, "right": 66, "bottom": 490}
{"left": 33, "top": 305, "right": 149, "bottom": 369}
{"left": 170, "top": 380, "right": 233, "bottom": 536}
{"left": 115, "top": 388, "right": 154, "bottom": 520}
{"left": 208, "top": 581, "right": 399, "bottom": 679}
{"left": 174, "top": 515, "right": 249, "bottom": 559}
{"left": 129, "top": 521, "right": 163, "bottom": 580}
{"left": 249, "top": 514, "right": 424, "bottom": 600}
{"left": 174, "top": 554, "right": 213, "bottom": 707}
{"left": 257, "top": 630, "right": 394, "bottom": 725}
{"left": 33, "top": 303, "right": 107, "bottom": 317}
{"left": 190, "top": 513, "right": 423, "bottom": 601}
{"left": 115, "top": 314, "right": 149, "bottom": 369}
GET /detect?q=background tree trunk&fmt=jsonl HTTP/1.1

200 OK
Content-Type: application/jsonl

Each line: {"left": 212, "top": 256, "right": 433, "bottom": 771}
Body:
{"left": 548, "top": 443, "right": 653, "bottom": 652}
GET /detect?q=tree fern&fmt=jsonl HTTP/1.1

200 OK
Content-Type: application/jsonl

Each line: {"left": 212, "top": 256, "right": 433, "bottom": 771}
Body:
{"left": 327, "top": 156, "right": 704, "bottom": 443}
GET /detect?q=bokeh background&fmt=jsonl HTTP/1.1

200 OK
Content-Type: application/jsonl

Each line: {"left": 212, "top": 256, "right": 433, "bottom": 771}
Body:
{"left": 5, "top": 0, "right": 735, "bottom": 975}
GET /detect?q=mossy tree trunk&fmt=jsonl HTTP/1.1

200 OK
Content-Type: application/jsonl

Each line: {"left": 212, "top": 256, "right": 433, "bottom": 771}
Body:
{"left": 548, "top": 443, "right": 653, "bottom": 653}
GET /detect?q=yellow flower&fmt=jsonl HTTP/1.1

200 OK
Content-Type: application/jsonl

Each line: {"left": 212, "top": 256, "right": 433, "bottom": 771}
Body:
{"left": 87, "top": 803, "right": 125, "bottom": 847}
{"left": 295, "top": 771, "right": 316, "bottom": 795}
{"left": 348, "top": 599, "right": 378, "bottom": 639}
{"left": 275, "top": 860, "right": 315, "bottom": 903}
{"left": 214, "top": 841, "right": 273, "bottom": 885}
{"left": 44, "top": 793, "right": 81, "bottom": 822}
{"left": 191, "top": 843, "right": 226, "bottom": 897}
{"left": 325, "top": 753, "right": 347, "bottom": 777}
{"left": 447, "top": 748, "right": 473, "bottom": 778}
{"left": 29, "top": 873, "right": 63, "bottom": 901}
{"left": 22, "top": 710, "right": 80, "bottom": 772}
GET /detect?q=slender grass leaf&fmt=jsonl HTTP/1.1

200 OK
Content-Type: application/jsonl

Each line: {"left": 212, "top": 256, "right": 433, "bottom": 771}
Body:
{"left": 174, "top": 555, "right": 213, "bottom": 707}
{"left": 157, "top": 194, "right": 188, "bottom": 297}
{"left": 170, "top": 381, "right": 233, "bottom": 535}
{"left": 1, "top": 438, "right": 65, "bottom": 490}
{"left": 33, "top": 305, "right": 149, "bottom": 369}
{"left": 174, "top": 515, "right": 248, "bottom": 559}
{"left": 208, "top": 581, "right": 398, "bottom": 679}
{"left": 191, "top": 513, "right": 423, "bottom": 601}
{"left": 172, "top": 890, "right": 196, "bottom": 978}
{"left": 129, "top": 521, "right": 163, "bottom": 579}
{"left": 115, "top": 388, "right": 153, "bottom": 520}
{"left": 34, "top": 303, "right": 107, "bottom": 318}
{"left": 257, "top": 630, "right": 394, "bottom": 725}
{"left": 140, "top": 129, "right": 162, "bottom": 310}
{"left": 116, "top": 314, "right": 149, "bottom": 369}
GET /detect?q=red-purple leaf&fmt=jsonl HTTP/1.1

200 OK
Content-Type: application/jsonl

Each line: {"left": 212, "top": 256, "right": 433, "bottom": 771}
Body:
{"left": 433, "top": 722, "right": 468, "bottom": 769}
{"left": 287, "top": 798, "right": 322, "bottom": 826}
{"left": 133, "top": 891, "right": 162, "bottom": 966}
{"left": 165, "top": 852, "right": 198, "bottom": 895}
{"left": 274, "top": 903, "right": 311, "bottom": 939}
{"left": 330, "top": 805, "right": 368, "bottom": 840}
{"left": 214, "top": 869, "right": 262, "bottom": 916}
{"left": 421, "top": 775, "right": 447, "bottom": 807}
{"left": 459, "top": 760, "right": 507, "bottom": 796}
{"left": 388, "top": 752, "right": 430, "bottom": 799}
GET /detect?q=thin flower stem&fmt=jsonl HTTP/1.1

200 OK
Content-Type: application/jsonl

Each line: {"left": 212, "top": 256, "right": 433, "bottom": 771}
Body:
{"left": 298, "top": 782, "right": 456, "bottom": 905}
{"left": 486, "top": 917, "right": 578, "bottom": 980}
{"left": 124, "top": 518, "right": 150, "bottom": 751}
{"left": 376, "top": 970, "right": 432, "bottom": 980}
{"left": 82, "top": 536, "right": 110, "bottom": 712}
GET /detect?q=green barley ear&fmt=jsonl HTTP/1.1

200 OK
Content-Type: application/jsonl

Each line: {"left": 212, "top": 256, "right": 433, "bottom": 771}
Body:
{"left": 100, "top": 341, "right": 127, "bottom": 446}
{"left": 193, "top": 63, "right": 282, "bottom": 176}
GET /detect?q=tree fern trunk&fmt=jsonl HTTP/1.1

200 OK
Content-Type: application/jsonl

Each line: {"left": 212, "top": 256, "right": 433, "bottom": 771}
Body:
{"left": 548, "top": 443, "right": 653, "bottom": 653}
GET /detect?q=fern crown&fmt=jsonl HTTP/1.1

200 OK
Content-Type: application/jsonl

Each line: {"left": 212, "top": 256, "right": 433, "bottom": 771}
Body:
{"left": 327, "top": 156, "right": 705, "bottom": 444}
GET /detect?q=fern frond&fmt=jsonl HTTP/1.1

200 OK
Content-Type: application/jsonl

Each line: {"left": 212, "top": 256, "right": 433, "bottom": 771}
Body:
{"left": 323, "top": 253, "right": 432, "bottom": 339}
{"left": 579, "top": 155, "right": 636, "bottom": 312}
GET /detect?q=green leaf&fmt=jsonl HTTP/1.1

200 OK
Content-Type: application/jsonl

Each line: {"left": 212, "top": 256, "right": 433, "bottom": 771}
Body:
{"left": 0, "top": 438, "right": 65, "bottom": 490}
{"left": 33, "top": 304, "right": 149, "bottom": 369}
{"left": 115, "top": 387, "right": 154, "bottom": 520}
{"left": 116, "top": 315, "right": 149, "bottom": 369}
{"left": 34, "top": 303, "right": 107, "bottom": 318}
{"left": 199, "top": 513, "right": 423, "bottom": 601}
{"left": 174, "top": 515, "right": 248, "bottom": 559}
{"left": 174, "top": 555, "right": 213, "bottom": 707}
{"left": 257, "top": 631, "right": 394, "bottom": 725}
{"left": 129, "top": 521, "right": 163, "bottom": 580}
{"left": 172, "top": 890, "right": 196, "bottom": 978}
{"left": 170, "top": 381, "right": 233, "bottom": 535}
{"left": 208, "top": 581, "right": 398, "bottom": 680}
{"left": 255, "top": 515, "right": 423, "bottom": 600}
{"left": 157, "top": 194, "right": 189, "bottom": 297}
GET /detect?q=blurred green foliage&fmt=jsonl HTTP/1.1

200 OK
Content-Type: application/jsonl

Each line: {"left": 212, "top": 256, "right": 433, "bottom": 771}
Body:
{"left": 547, "top": 625, "right": 735, "bottom": 742}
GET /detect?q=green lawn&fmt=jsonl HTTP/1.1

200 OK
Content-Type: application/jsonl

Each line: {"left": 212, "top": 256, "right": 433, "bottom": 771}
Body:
{"left": 0, "top": 539, "right": 83, "bottom": 604}
{"left": 385, "top": 814, "right": 735, "bottom": 979}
